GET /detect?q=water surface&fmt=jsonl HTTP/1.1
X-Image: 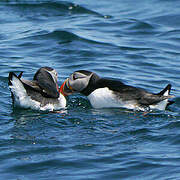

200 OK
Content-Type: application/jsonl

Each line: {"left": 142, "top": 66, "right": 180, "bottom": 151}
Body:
{"left": 0, "top": 0, "right": 180, "bottom": 179}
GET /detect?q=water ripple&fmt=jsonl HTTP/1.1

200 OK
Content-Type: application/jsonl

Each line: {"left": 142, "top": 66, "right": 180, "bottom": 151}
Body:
{"left": 1, "top": 1, "right": 107, "bottom": 20}
{"left": 1, "top": 0, "right": 180, "bottom": 179}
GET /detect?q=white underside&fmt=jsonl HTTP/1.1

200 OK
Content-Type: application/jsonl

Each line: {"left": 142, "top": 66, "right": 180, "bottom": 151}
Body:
{"left": 88, "top": 88, "right": 136, "bottom": 109}
{"left": 149, "top": 89, "right": 169, "bottom": 111}
{"left": 87, "top": 87, "right": 169, "bottom": 111}
{"left": 149, "top": 100, "right": 168, "bottom": 111}
{"left": 9, "top": 75, "right": 66, "bottom": 111}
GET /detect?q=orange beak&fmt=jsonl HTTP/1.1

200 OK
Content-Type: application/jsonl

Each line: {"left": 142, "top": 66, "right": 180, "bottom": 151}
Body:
{"left": 59, "top": 79, "right": 73, "bottom": 96}
{"left": 59, "top": 80, "right": 67, "bottom": 96}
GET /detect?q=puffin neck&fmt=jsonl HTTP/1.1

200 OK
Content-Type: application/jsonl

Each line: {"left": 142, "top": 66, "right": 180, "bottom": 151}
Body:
{"left": 81, "top": 73, "right": 100, "bottom": 96}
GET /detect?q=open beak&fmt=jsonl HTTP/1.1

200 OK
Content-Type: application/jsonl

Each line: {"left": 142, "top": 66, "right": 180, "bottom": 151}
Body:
{"left": 59, "top": 78, "right": 74, "bottom": 96}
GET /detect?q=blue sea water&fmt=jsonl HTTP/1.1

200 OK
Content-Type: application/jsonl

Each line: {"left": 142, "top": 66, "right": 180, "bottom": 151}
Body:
{"left": 1, "top": 0, "right": 180, "bottom": 179}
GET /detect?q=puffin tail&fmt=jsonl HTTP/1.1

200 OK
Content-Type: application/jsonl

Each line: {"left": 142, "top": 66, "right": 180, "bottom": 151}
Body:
{"left": 8, "top": 72, "right": 27, "bottom": 106}
{"left": 157, "top": 84, "right": 172, "bottom": 96}
{"left": 157, "top": 84, "right": 175, "bottom": 108}
{"left": 8, "top": 72, "right": 23, "bottom": 85}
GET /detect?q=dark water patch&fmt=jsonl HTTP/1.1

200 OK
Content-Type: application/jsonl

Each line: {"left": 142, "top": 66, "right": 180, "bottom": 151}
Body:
{"left": 67, "top": 96, "right": 91, "bottom": 110}
{"left": 158, "top": 29, "right": 180, "bottom": 39}
{"left": 174, "top": 97, "right": 180, "bottom": 106}
{"left": 16, "top": 29, "right": 114, "bottom": 48}
{"left": 122, "top": 19, "right": 161, "bottom": 36}
{"left": 159, "top": 121, "right": 180, "bottom": 133}
{"left": 118, "top": 45, "right": 153, "bottom": 52}
{"left": 147, "top": 14, "right": 180, "bottom": 28}
{"left": 0, "top": 145, "right": 66, "bottom": 163}
{"left": 33, "top": 30, "right": 79, "bottom": 42}
{"left": 1, "top": 1, "right": 106, "bottom": 20}
{"left": 154, "top": 41, "right": 180, "bottom": 54}
{"left": 0, "top": 34, "right": 7, "bottom": 41}
{"left": 4, "top": 159, "right": 62, "bottom": 175}
{"left": 1, "top": 0, "right": 180, "bottom": 179}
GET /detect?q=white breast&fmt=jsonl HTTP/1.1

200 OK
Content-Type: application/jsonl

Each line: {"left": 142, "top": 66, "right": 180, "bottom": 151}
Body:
{"left": 40, "top": 94, "right": 66, "bottom": 111}
{"left": 87, "top": 88, "right": 136, "bottom": 109}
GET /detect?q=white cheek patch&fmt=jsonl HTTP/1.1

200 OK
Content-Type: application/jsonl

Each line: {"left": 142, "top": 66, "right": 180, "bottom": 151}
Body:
{"left": 68, "top": 72, "right": 93, "bottom": 92}
{"left": 71, "top": 79, "right": 89, "bottom": 91}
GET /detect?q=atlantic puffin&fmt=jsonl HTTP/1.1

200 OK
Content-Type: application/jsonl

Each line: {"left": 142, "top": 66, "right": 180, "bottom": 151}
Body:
{"left": 60, "top": 70, "right": 174, "bottom": 111}
{"left": 8, "top": 67, "right": 66, "bottom": 111}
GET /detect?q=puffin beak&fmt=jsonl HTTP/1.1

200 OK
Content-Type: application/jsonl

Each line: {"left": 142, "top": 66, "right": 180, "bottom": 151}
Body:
{"left": 59, "top": 78, "right": 74, "bottom": 96}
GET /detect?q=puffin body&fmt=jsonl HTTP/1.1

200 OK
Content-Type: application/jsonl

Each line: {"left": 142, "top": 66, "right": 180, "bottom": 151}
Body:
{"left": 61, "top": 70, "right": 174, "bottom": 111}
{"left": 8, "top": 67, "right": 66, "bottom": 111}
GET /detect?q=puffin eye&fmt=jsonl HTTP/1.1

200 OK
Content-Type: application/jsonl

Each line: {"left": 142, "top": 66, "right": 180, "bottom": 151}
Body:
{"left": 73, "top": 74, "right": 78, "bottom": 80}
{"left": 72, "top": 72, "right": 87, "bottom": 80}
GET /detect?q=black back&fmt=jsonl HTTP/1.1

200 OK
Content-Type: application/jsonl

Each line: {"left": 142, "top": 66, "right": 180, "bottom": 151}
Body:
{"left": 81, "top": 73, "right": 138, "bottom": 96}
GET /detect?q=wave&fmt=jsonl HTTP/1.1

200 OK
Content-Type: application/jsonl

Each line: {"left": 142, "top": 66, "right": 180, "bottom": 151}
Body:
{"left": 2, "top": 1, "right": 106, "bottom": 18}
{"left": 17, "top": 29, "right": 114, "bottom": 48}
{"left": 146, "top": 14, "right": 180, "bottom": 28}
{"left": 120, "top": 19, "right": 161, "bottom": 36}
{"left": 32, "top": 30, "right": 80, "bottom": 41}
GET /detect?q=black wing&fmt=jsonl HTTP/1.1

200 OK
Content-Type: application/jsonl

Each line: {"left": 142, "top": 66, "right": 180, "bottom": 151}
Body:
{"left": 33, "top": 68, "right": 59, "bottom": 98}
{"left": 96, "top": 78, "right": 168, "bottom": 105}
{"left": 8, "top": 72, "right": 41, "bottom": 92}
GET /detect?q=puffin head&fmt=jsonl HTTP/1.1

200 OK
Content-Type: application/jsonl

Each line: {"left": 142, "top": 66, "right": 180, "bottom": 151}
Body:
{"left": 34, "top": 67, "right": 59, "bottom": 98}
{"left": 60, "top": 70, "right": 99, "bottom": 96}
{"left": 34, "top": 67, "right": 58, "bottom": 83}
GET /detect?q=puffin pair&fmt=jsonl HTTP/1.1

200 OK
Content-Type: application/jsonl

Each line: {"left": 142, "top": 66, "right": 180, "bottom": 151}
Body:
{"left": 8, "top": 68, "right": 174, "bottom": 111}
